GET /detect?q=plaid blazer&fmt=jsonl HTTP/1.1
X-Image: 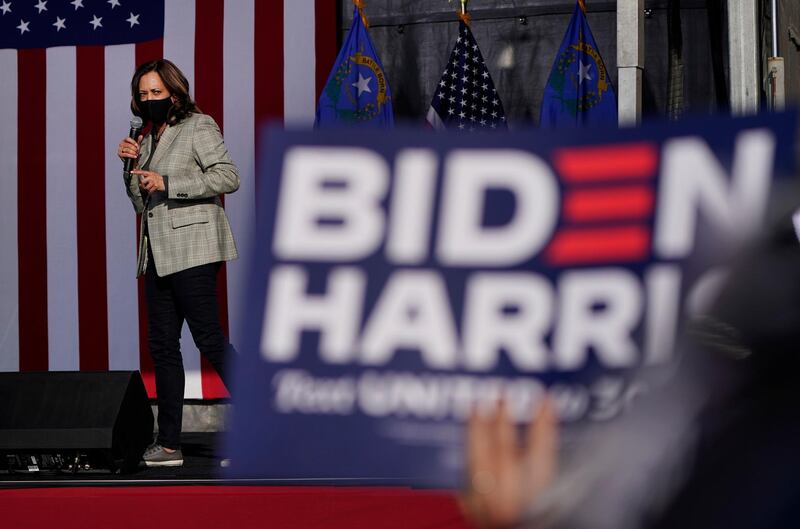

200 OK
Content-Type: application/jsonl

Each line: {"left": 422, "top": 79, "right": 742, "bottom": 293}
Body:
{"left": 123, "top": 113, "right": 239, "bottom": 277}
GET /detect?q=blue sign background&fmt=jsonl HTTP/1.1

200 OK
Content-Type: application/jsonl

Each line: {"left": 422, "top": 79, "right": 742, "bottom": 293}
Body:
{"left": 224, "top": 113, "right": 797, "bottom": 487}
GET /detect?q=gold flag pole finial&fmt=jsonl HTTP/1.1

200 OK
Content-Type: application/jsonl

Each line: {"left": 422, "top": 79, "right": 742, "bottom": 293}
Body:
{"left": 450, "top": 0, "right": 471, "bottom": 24}
{"left": 353, "top": 0, "right": 369, "bottom": 28}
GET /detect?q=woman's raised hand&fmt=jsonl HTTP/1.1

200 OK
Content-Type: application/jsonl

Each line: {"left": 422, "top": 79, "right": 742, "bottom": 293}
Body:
{"left": 117, "top": 134, "right": 143, "bottom": 164}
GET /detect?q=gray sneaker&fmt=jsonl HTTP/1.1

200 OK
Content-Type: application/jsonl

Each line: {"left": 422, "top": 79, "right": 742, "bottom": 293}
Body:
{"left": 142, "top": 443, "right": 184, "bottom": 467}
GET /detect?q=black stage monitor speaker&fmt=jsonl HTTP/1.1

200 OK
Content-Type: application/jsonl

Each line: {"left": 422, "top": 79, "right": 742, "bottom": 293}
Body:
{"left": 0, "top": 371, "right": 154, "bottom": 473}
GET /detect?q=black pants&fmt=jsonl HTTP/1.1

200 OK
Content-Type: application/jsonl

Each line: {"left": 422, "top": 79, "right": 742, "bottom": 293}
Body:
{"left": 144, "top": 253, "right": 233, "bottom": 450}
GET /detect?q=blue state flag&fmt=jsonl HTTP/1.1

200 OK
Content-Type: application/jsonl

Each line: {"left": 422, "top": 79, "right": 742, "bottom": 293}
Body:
{"left": 540, "top": 0, "right": 617, "bottom": 127}
{"left": 315, "top": 5, "right": 394, "bottom": 127}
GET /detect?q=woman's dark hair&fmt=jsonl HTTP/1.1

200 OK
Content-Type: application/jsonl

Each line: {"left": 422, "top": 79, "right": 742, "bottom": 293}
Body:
{"left": 130, "top": 59, "right": 199, "bottom": 125}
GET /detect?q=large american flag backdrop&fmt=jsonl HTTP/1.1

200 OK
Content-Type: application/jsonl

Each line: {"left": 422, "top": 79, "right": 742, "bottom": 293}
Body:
{"left": 0, "top": 0, "right": 337, "bottom": 399}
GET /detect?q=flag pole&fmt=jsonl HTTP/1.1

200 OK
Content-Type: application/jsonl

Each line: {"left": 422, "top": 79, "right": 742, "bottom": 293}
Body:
{"left": 617, "top": 0, "right": 644, "bottom": 126}
{"left": 727, "top": 0, "right": 759, "bottom": 114}
{"left": 448, "top": 1, "right": 468, "bottom": 16}
{"left": 353, "top": 0, "right": 369, "bottom": 28}
{"left": 450, "top": 0, "right": 470, "bottom": 24}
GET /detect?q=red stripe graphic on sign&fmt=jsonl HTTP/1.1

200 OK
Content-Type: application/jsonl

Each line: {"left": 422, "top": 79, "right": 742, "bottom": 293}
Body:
{"left": 17, "top": 49, "right": 49, "bottom": 372}
{"left": 554, "top": 142, "right": 658, "bottom": 182}
{"left": 195, "top": 0, "right": 229, "bottom": 399}
{"left": 564, "top": 186, "right": 654, "bottom": 222}
{"left": 76, "top": 46, "right": 110, "bottom": 371}
{"left": 546, "top": 226, "right": 651, "bottom": 265}
{"left": 136, "top": 39, "right": 164, "bottom": 397}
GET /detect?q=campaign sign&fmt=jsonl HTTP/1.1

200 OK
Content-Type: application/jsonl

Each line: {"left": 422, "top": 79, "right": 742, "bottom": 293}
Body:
{"left": 225, "top": 113, "right": 796, "bottom": 487}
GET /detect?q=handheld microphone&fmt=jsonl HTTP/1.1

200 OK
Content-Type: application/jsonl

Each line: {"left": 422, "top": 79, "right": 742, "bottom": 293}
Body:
{"left": 123, "top": 116, "right": 144, "bottom": 175}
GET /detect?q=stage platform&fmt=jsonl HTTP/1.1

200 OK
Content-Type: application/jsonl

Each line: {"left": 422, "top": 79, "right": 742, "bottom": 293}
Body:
{"left": 0, "top": 433, "right": 470, "bottom": 529}
{"left": 0, "top": 433, "right": 228, "bottom": 487}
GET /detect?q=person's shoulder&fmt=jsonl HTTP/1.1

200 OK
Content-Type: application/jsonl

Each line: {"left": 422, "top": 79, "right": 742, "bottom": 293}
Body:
{"left": 174, "top": 112, "right": 213, "bottom": 127}
{"left": 172, "top": 113, "right": 217, "bottom": 141}
{"left": 185, "top": 113, "right": 223, "bottom": 137}
{"left": 187, "top": 112, "right": 218, "bottom": 128}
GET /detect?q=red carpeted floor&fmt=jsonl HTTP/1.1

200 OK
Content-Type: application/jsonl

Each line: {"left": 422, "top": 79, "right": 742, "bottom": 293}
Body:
{"left": 1, "top": 485, "right": 472, "bottom": 529}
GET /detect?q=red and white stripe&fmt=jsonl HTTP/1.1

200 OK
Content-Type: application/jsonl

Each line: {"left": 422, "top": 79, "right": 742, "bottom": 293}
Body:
{"left": 0, "top": 0, "right": 337, "bottom": 399}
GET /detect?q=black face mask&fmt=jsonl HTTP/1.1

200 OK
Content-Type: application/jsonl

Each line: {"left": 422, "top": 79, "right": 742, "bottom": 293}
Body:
{"left": 141, "top": 98, "right": 173, "bottom": 124}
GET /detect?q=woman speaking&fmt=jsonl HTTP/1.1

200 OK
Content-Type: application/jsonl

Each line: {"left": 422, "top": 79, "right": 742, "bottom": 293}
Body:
{"left": 117, "top": 59, "right": 239, "bottom": 468}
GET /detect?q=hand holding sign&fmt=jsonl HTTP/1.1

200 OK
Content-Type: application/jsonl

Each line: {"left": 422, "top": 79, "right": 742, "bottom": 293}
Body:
{"left": 461, "top": 398, "right": 558, "bottom": 529}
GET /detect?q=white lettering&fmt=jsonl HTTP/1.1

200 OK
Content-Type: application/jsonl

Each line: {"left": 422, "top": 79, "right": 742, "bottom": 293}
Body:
{"left": 685, "top": 267, "right": 729, "bottom": 317}
{"left": 273, "top": 147, "right": 388, "bottom": 260}
{"left": 463, "top": 272, "right": 554, "bottom": 371}
{"left": 437, "top": 150, "right": 559, "bottom": 266}
{"left": 386, "top": 149, "right": 438, "bottom": 263}
{"left": 655, "top": 130, "right": 776, "bottom": 258}
{"left": 553, "top": 269, "right": 643, "bottom": 369}
{"left": 261, "top": 266, "right": 365, "bottom": 363}
{"left": 273, "top": 369, "right": 356, "bottom": 414}
{"left": 643, "top": 265, "right": 681, "bottom": 364}
{"left": 360, "top": 270, "right": 459, "bottom": 369}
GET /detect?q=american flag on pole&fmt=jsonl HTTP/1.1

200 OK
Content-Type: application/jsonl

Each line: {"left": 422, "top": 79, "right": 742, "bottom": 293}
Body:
{"left": 0, "top": 0, "right": 337, "bottom": 399}
{"left": 426, "top": 20, "right": 507, "bottom": 131}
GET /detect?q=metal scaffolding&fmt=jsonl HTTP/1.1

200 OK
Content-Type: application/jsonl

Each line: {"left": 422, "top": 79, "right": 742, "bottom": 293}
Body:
{"left": 617, "top": 0, "right": 644, "bottom": 125}
{"left": 727, "top": 0, "right": 760, "bottom": 115}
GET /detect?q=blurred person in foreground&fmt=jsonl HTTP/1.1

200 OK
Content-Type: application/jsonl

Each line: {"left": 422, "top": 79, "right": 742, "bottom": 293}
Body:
{"left": 462, "top": 189, "right": 800, "bottom": 529}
